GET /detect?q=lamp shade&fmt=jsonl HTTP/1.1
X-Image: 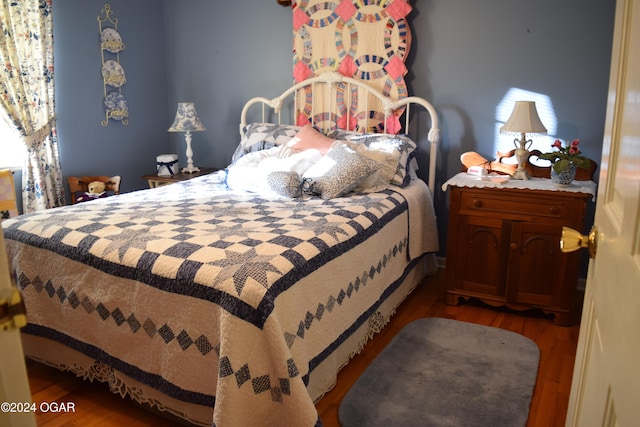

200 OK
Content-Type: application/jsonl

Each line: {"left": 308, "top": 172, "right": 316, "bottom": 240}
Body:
{"left": 168, "top": 103, "right": 206, "bottom": 132}
{"left": 500, "top": 101, "right": 547, "bottom": 135}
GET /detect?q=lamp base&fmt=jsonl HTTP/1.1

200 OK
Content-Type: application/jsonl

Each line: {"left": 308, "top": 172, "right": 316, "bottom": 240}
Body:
{"left": 511, "top": 168, "right": 530, "bottom": 180}
{"left": 512, "top": 133, "right": 532, "bottom": 180}
{"left": 181, "top": 165, "right": 200, "bottom": 174}
{"left": 181, "top": 130, "right": 199, "bottom": 174}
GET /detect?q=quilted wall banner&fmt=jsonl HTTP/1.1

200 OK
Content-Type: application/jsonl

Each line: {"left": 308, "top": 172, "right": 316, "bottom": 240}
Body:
{"left": 292, "top": 0, "right": 412, "bottom": 133}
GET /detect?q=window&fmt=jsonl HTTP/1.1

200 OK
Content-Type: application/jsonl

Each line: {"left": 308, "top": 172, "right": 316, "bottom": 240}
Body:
{"left": 0, "top": 117, "right": 25, "bottom": 169}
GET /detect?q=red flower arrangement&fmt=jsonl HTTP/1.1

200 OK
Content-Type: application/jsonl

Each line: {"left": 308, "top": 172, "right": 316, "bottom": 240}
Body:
{"left": 539, "top": 139, "right": 590, "bottom": 174}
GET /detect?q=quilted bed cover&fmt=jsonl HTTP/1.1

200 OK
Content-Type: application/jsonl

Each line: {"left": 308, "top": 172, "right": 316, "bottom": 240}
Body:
{"left": 2, "top": 172, "right": 438, "bottom": 426}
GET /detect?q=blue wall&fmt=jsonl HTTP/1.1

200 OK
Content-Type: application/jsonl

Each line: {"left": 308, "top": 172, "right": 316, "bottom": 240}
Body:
{"left": 50, "top": 0, "right": 616, "bottom": 257}
{"left": 406, "top": 0, "right": 615, "bottom": 254}
{"left": 53, "top": 0, "right": 170, "bottom": 194}
{"left": 163, "top": 1, "right": 293, "bottom": 168}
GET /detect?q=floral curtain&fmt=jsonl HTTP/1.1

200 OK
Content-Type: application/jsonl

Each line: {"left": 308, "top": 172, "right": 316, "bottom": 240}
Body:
{"left": 0, "top": 0, "right": 64, "bottom": 212}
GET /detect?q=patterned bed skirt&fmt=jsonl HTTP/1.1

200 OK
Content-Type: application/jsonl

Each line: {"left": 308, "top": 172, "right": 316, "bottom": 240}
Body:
{"left": 22, "top": 254, "right": 436, "bottom": 426}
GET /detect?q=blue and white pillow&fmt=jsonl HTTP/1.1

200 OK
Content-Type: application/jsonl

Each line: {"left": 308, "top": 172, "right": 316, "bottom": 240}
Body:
{"left": 232, "top": 123, "right": 301, "bottom": 163}
{"left": 267, "top": 171, "right": 303, "bottom": 198}
{"left": 302, "top": 144, "right": 381, "bottom": 200}
{"left": 328, "top": 129, "right": 418, "bottom": 187}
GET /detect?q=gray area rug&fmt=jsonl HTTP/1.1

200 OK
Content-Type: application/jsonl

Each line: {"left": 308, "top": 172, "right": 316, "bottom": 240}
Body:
{"left": 339, "top": 318, "right": 540, "bottom": 427}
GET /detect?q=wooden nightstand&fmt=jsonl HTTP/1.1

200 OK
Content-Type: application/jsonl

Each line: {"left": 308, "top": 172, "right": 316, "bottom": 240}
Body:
{"left": 442, "top": 174, "right": 596, "bottom": 325}
{"left": 142, "top": 168, "right": 218, "bottom": 188}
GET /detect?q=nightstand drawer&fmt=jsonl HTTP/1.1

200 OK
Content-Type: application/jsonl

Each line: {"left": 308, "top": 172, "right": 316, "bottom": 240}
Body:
{"left": 460, "top": 192, "right": 565, "bottom": 219}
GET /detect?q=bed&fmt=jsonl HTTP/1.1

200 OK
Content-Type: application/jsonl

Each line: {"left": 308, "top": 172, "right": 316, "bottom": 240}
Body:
{"left": 2, "top": 73, "right": 440, "bottom": 426}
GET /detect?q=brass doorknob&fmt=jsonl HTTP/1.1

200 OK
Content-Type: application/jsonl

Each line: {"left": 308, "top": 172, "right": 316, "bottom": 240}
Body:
{"left": 0, "top": 287, "right": 27, "bottom": 331}
{"left": 560, "top": 226, "right": 598, "bottom": 259}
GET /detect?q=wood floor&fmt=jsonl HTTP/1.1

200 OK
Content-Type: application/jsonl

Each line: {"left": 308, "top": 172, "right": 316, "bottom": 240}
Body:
{"left": 26, "top": 267, "right": 580, "bottom": 426}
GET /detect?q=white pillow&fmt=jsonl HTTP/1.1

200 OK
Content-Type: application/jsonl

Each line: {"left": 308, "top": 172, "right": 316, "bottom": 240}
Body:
{"left": 226, "top": 146, "right": 322, "bottom": 197}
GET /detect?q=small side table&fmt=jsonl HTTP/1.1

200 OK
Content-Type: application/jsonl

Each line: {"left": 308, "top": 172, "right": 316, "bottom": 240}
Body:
{"left": 441, "top": 173, "right": 596, "bottom": 326}
{"left": 142, "top": 168, "right": 218, "bottom": 188}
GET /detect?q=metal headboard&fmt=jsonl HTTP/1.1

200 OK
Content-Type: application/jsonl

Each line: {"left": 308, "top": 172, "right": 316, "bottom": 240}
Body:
{"left": 239, "top": 72, "right": 440, "bottom": 194}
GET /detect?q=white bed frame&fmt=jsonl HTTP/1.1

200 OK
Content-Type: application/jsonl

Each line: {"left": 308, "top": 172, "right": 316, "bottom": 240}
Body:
{"left": 239, "top": 72, "right": 440, "bottom": 194}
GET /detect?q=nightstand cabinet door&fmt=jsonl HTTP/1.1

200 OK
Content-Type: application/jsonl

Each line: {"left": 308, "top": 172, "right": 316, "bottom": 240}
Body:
{"left": 453, "top": 215, "right": 510, "bottom": 301}
{"left": 445, "top": 185, "right": 589, "bottom": 325}
{"left": 507, "top": 221, "right": 580, "bottom": 314}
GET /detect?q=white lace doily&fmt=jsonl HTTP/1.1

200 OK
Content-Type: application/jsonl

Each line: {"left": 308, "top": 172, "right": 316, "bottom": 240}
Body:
{"left": 442, "top": 172, "right": 597, "bottom": 201}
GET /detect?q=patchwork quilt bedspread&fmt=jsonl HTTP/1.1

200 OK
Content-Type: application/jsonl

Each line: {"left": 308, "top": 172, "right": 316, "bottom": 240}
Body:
{"left": 2, "top": 172, "right": 438, "bottom": 426}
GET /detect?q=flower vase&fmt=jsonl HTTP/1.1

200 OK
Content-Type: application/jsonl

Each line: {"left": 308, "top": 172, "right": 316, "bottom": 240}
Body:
{"left": 550, "top": 163, "right": 577, "bottom": 186}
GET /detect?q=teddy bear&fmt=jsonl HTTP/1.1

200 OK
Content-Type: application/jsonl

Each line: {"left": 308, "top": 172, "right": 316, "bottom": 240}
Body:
{"left": 76, "top": 181, "right": 108, "bottom": 203}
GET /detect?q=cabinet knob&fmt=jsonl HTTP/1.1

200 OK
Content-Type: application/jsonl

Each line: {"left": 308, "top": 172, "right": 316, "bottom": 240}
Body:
{"left": 550, "top": 206, "right": 559, "bottom": 214}
{"left": 472, "top": 199, "right": 482, "bottom": 207}
{"left": 510, "top": 242, "right": 518, "bottom": 250}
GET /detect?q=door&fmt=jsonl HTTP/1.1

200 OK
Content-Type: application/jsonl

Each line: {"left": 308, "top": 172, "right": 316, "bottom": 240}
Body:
{"left": 0, "top": 229, "right": 36, "bottom": 427}
{"left": 566, "top": 0, "right": 640, "bottom": 424}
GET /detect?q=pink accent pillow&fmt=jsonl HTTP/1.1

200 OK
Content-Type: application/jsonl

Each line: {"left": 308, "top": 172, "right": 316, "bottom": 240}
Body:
{"left": 289, "top": 124, "right": 335, "bottom": 155}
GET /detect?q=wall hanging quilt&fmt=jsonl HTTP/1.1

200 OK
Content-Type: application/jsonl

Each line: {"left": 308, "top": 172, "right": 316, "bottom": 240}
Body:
{"left": 292, "top": 0, "right": 412, "bottom": 133}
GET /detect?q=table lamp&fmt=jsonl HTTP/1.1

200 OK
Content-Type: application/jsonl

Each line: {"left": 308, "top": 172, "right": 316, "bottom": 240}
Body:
{"left": 499, "top": 101, "right": 547, "bottom": 180}
{"left": 168, "top": 102, "right": 206, "bottom": 173}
